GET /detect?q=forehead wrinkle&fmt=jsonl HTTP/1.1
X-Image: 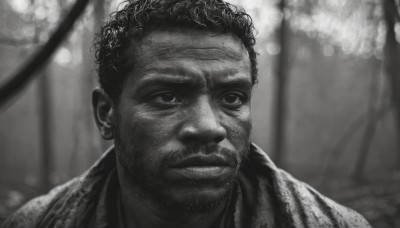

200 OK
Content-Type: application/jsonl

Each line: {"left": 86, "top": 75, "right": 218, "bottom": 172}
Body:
{"left": 134, "top": 64, "right": 206, "bottom": 88}
{"left": 135, "top": 73, "right": 202, "bottom": 90}
{"left": 143, "top": 63, "right": 243, "bottom": 81}
{"left": 148, "top": 44, "right": 245, "bottom": 62}
{"left": 134, "top": 64, "right": 248, "bottom": 92}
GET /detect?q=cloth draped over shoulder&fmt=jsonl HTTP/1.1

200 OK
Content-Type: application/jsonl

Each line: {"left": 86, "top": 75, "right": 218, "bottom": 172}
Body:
{"left": 2, "top": 143, "right": 371, "bottom": 228}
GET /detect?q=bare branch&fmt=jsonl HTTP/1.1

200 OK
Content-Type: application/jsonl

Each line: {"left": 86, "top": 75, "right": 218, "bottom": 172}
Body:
{"left": 0, "top": 0, "right": 91, "bottom": 108}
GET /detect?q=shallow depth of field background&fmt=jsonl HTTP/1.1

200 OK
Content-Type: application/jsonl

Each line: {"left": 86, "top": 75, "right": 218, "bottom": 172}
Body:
{"left": 0, "top": 0, "right": 399, "bottom": 227}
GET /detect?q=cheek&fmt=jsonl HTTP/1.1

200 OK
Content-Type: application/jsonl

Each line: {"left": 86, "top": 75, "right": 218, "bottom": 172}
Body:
{"left": 118, "top": 107, "right": 181, "bottom": 153}
{"left": 229, "top": 119, "right": 251, "bottom": 145}
{"left": 221, "top": 113, "right": 252, "bottom": 161}
{"left": 116, "top": 114, "right": 169, "bottom": 172}
{"left": 222, "top": 108, "right": 252, "bottom": 141}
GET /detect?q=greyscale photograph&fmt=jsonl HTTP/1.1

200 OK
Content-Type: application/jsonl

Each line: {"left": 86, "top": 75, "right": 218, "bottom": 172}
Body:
{"left": 0, "top": 0, "right": 399, "bottom": 227}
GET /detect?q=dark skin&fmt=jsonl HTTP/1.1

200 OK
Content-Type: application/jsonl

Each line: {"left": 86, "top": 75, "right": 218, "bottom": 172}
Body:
{"left": 93, "top": 28, "right": 253, "bottom": 228}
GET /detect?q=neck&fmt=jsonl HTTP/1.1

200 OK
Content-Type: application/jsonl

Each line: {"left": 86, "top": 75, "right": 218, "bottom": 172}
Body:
{"left": 117, "top": 163, "right": 229, "bottom": 228}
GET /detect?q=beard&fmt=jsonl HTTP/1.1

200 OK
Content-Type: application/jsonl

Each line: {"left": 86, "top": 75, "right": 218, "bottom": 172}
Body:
{"left": 114, "top": 132, "right": 249, "bottom": 214}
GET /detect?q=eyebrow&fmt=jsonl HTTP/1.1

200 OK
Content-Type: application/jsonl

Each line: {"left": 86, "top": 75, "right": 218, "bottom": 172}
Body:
{"left": 149, "top": 45, "right": 245, "bottom": 61}
{"left": 212, "top": 77, "right": 253, "bottom": 91}
{"left": 134, "top": 72, "right": 252, "bottom": 96}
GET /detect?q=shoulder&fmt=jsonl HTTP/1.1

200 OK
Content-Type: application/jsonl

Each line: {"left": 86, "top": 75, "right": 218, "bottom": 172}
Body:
{"left": 278, "top": 169, "right": 371, "bottom": 227}
{"left": 2, "top": 148, "right": 116, "bottom": 228}
{"left": 245, "top": 143, "right": 372, "bottom": 228}
{"left": 1, "top": 178, "right": 80, "bottom": 228}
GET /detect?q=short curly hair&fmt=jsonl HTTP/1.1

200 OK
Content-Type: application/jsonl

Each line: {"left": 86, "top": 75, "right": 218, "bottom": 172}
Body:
{"left": 94, "top": 0, "right": 257, "bottom": 102}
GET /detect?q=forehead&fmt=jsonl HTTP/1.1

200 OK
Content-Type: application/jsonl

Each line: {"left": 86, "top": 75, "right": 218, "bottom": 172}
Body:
{"left": 130, "top": 28, "right": 250, "bottom": 71}
{"left": 139, "top": 28, "right": 248, "bottom": 60}
{"left": 122, "top": 29, "right": 251, "bottom": 90}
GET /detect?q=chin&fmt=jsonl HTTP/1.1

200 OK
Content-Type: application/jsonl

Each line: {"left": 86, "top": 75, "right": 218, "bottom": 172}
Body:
{"left": 157, "top": 181, "right": 234, "bottom": 214}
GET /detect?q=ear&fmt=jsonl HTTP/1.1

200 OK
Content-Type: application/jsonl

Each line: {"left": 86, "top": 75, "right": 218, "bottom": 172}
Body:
{"left": 92, "top": 88, "right": 116, "bottom": 140}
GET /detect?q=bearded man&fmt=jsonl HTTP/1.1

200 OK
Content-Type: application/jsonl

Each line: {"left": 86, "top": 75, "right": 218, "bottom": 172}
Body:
{"left": 2, "top": 0, "right": 371, "bottom": 227}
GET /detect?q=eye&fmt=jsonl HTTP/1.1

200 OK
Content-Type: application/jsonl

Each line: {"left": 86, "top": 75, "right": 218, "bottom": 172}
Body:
{"left": 220, "top": 92, "right": 246, "bottom": 107}
{"left": 160, "top": 92, "right": 178, "bottom": 103}
{"left": 150, "top": 92, "right": 182, "bottom": 105}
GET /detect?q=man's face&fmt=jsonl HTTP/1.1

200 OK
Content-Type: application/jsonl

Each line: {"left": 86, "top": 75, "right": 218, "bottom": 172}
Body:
{"left": 114, "top": 29, "right": 252, "bottom": 212}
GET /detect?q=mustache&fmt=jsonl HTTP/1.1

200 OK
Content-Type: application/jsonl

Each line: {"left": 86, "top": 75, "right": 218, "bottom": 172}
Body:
{"left": 159, "top": 146, "right": 239, "bottom": 169}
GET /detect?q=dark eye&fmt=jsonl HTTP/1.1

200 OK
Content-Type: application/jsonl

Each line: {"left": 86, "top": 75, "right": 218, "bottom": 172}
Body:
{"left": 150, "top": 92, "right": 182, "bottom": 106}
{"left": 160, "top": 93, "right": 178, "bottom": 103}
{"left": 220, "top": 93, "right": 246, "bottom": 107}
{"left": 224, "top": 94, "right": 239, "bottom": 104}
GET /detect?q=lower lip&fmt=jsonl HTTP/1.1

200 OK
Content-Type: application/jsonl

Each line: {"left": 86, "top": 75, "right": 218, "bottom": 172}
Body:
{"left": 166, "top": 166, "right": 232, "bottom": 180}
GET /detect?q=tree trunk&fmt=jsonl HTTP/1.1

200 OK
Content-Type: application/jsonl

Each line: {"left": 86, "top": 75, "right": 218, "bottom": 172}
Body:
{"left": 352, "top": 59, "right": 382, "bottom": 181}
{"left": 82, "top": 0, "right": 107, "bottom": 167}
{"left": 272, "top": 0, "right": 290, "bottom": 168}
{"left": 93, "top": 0, "right": 110, "bottom": 152}
{"left": 38, "top": 67, "right": 53, "bottom": 192}
{"left": 383, "top": 0, "right": 400, "bottom": 166}
{"left": 69, "top": 0, "right": 107, "bottom": 176}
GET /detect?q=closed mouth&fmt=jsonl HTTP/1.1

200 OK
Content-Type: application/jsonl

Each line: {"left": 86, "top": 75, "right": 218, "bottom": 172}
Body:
{"left": 170, "top": 155, "right": 231, "bottom": 168}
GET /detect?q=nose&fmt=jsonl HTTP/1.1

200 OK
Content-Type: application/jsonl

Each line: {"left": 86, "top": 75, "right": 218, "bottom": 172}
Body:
{"left": 178, "top": 96, "right": 227, "bottom": 144}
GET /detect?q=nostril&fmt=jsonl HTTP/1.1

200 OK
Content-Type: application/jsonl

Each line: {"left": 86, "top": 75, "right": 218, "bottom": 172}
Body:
{"left": 214, "top": 135, "right": 225, "bottom": 143}
{"left": 178, "top": 125, "right": 227, "bottom": 144}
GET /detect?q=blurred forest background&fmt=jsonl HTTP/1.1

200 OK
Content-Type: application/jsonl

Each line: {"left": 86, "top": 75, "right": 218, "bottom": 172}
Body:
{"left": 1, "top": 0, "right": 400, "bottom": 227}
